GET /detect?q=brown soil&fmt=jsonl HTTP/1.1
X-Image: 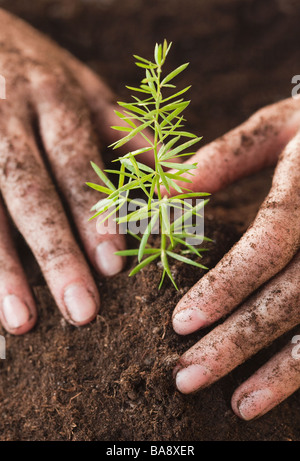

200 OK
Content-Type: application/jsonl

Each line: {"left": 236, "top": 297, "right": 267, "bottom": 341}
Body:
{"left": 0, "top": 0, "right": 299, "bottom": 441}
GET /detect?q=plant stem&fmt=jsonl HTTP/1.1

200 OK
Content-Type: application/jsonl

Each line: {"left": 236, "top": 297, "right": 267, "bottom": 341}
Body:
{"left": 154, "top": 65, "right": 162, "bottom": 201}
{"left": 161, "top": 226, "right": 167, "bottom": 255}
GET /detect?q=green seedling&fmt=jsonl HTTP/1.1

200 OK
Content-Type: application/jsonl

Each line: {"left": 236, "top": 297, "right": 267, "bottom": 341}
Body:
{"left": 88, "top": 40, "right": 211, "bottom": 289}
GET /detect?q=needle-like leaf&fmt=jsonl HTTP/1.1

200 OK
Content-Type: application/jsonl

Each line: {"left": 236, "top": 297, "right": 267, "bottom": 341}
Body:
{"left": 88, "top": 41, "right": 210, "bottom": 290}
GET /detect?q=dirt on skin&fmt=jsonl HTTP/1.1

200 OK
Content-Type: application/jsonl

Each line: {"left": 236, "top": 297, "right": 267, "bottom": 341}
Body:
{"left": 0, "top": 0, "right": 299, "bottom": 441}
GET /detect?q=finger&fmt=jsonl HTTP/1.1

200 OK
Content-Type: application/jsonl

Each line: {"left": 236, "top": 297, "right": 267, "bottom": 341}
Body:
{"left": 0, "top": 200, "right": 37, "bottom": 335}
{"left": 174, "top": 252, "right": 300, "bottom": 394}
{"left": 173, "top": 131, "right": 300, "bottom": 335}
{"left": 0, "top": 114, "right": 99, "bottom": 325}
{"left": 0, "top": 7, "right": 154, "bottom": 169}
{"left": 161, "top": 97, "right": 300, "bottom": 196}
{"left": 65, "top": 56, "right": 157, "bottom": 167}
{"left": 30, "top": 67, "right": 126, "bottom": 277}
{"left": 231, "top": 335, "right": 300, "bottom": 420}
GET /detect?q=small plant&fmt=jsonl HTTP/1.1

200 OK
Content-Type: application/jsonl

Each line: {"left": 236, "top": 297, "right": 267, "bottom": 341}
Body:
{"left": 88, "top": 40, "right": 211, "bottom": 289}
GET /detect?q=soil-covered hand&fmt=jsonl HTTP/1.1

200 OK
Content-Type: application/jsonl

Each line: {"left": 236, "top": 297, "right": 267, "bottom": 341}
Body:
{"left": 168, "top": 98, "right": 300, "bottom": 420}
{"left": 0, "top": 9, "right": 147, "bottom": 335}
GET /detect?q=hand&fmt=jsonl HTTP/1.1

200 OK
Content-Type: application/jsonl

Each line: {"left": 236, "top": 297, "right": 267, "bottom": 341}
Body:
{"left": 168, "top": 98, "right": 300, "bottom": 420}
{"left": 0, "top": 9, "right": 149, "bottom": 335}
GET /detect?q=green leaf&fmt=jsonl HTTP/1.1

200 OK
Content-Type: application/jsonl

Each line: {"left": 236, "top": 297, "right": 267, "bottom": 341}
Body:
{"left": 135, "top": 62, "right": 157, "bottom": 70}
{"left": 161, "top": 63, "right": 189, "bottom": 86}
{"left": 158, "top": 269, "right": 166, "bottom": 290}
{"left": 170, "top": 192, "right": 211, "bottom": 199}
{"left": 128, "top": 153, "right": 141, "bottom": 177}
{"left": 113, "top": 147, "right": 153, "bottom": 161}
{"left": 148, "top": 178, "right": 156, "bottom": 208}
{"left": 89, "top": 209, "right": 105, "bottom": 221}
{"left": 117, "top": 101, "right": 148, "bottom": 116}
{"left": 104, "top": 169, "right": 136, "bottom": 181}
{"left": 166, "top": 251, "right": 208, "bottom": 269}
{"left": 110, "top": 120, "right": 152, "bottom": 150}
{"left": 96, "top": 205, "right": 119, "bottom": 226}
{"left": 158, "top": 164, "right": 170, "bottom": 194}
{"left": 126, "top": 85, "right": 152, "bottom": 94}
{"left": 161, "top": 115, "right": 184, "bottom": 137}
{"left": 138, "top": 212, "right": 159, "bottom": 262}
{"left": 90, "top": 195, "right": 120, "bottom": 212}
{"left": 140, "top": 84, "right": 153, "bottom": 93}
{"left": 162, "top": 40, "right": 172, "bottom": 61}
{"left": 89, "top": 196, "right": 123, "bottom": 220}
{"left": 117, "top": 203, "right": 150, "bottom": 224}
{"left": 181, "top": 248, "right": 209, "bottom": 255}
{"left": 118, "top": 161, "right": 126, "bottom": 188}
{"left": 171, "top": 237, "right": 203, "bottom": 258}
{"left": 165, "top": 173, "right": 192, "bottom": 183}
{"left": 131, "top": 95, "right": 155, "bottom": 106}
{"left": 86, "top": 182, "right": 112, "bottom": 195}
{"left": 160, "top": 99, "right": 188, "bottom": 113}
{"left": 161, "top": 251, "right": 178, "bottom": 290}
{"left": 113, "top": 110, "right": 137, "bottom": 128}
{"left": 111, "top": 126, "right": 132, "bottom": 132}
{"left": 160, "top": 161, "right": 197, "bottom": 171}
{"left": 160, "top": 137, "right": 202, "bottom": 160}
{"left": 171, "top": 199, "right": 209, "bottom": 231}
{"left": 133, "top": 54, "right": 154, "bottom": 65}
{"left": 115, "top": 248, "right": 160, "bottom": 256}
{"left": 108, "top": 174, "right": 153, "bottom": 200}
{"left": 129, "top": 253, "right": 160, "bottom": 276}
{"left": 160, "top": 202, "right": 171, "bottom": 235}
{"left": 166, "top": 131, "right": 197, "bottom": 138}
{"left": 132, "top": 161, "right": 155, "bottom": 174}
{"left": 161, "top": 86, "right": 191, "bottom": 103}
{"left": 90, "top": 161, "right": 116, "bottom": 191}
{"left": 157, "top": 136, "right": 180, "bottom": 159}
{"left": 127, "top": 230, "right": 142, "bottom": 242}
{"left": 165, "top": 177, "right": 183, "bottom": 193}
{"left": 174, "top": 232, "right": 213, "bottom": 242}
{"left": 145, "top": 70, "right": 157, "bottom": 96}
{"left": 167, "top": 198, "right": 194, "bottom": 208}
{"left": 154, "top": 43, "right": 162, "bottom": 66}
{"left": 160, "top": 101, "right": 190, "bottom": 128}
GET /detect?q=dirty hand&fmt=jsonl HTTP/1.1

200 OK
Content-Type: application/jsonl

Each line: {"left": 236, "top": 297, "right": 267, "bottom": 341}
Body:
{"left": 169, "top": 98, "right": 300, "bottom": 420}
{"left": 0, "top": 9, "right": 145, "bottom": 334}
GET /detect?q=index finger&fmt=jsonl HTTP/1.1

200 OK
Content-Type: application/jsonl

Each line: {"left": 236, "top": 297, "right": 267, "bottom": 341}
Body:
{"left": 162, "top": 98, "right": 300, "bottom": 196}
{"left": 173, "top": 129, "right": 300, "bottom": 335}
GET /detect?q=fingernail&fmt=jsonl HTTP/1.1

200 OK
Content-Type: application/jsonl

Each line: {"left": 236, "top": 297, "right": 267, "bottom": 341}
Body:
{"left": 2, "top": 294, "right": 31, "bottom": 329}
{"left": 237, "top": 389, "right": 275, "bottom": 420}
{"left": 64, "top": 283, "right": 97, "bottom": 324}
{"left": 95, "top": 241, "right": 123, "bottom": 276}
{"left": 176, "top": 364, "right": 211, "bottom": 393}
{"left": 173, "top": 308, "right": 208, "bottom": 334}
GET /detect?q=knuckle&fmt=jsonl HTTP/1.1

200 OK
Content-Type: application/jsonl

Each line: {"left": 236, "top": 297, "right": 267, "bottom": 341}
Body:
{"left": 0, "top": 148, "right": 62, "bottom": 217}
{"left": 33, "top": 65, "right": 68, "bottom": 92}
{"left": 32, "top": 64, "right": 84, "bottom": 106}
{"left": 0, "top": 148, "right": 41, "bottom": 193}
{"left": 36, "top": 240, "right": 81, "bottom": 271}
{"left": 260, "top": 198, "right": 300, "bottom": 250}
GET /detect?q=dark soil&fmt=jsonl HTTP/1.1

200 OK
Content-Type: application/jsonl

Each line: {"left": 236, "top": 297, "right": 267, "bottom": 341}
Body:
{"left": 0, "top": 0, "right": 299, "bottom": 441}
